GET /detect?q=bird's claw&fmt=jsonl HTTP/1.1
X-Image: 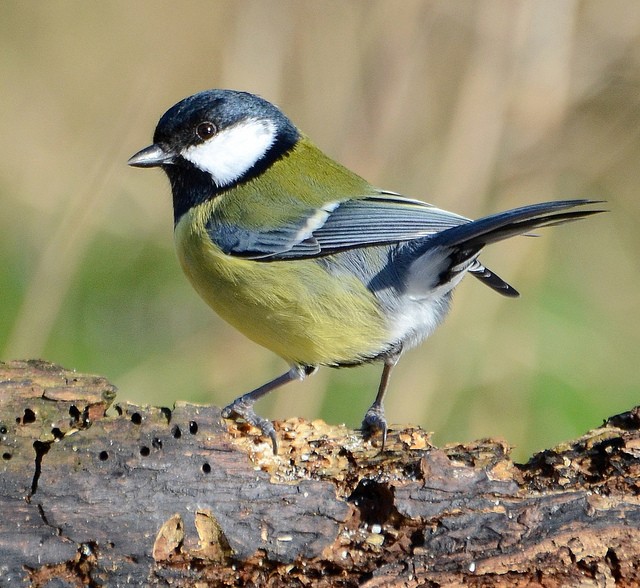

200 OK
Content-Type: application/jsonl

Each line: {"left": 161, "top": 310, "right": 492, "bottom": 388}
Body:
{"left": 221, "top": 400, "right": 278, "bottom": 454}
{"left": 361, "top": 404, "right": 388, "bottom": 450}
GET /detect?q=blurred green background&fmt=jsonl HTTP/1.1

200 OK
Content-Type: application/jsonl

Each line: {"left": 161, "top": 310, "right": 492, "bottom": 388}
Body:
{"left": 1, "top": 1, "right": 638, "bottom": 462}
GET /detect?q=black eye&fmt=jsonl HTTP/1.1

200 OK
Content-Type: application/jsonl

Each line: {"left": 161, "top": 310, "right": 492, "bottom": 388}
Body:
{"left": 196, "top": 122, "right": 216, "bottom": 141}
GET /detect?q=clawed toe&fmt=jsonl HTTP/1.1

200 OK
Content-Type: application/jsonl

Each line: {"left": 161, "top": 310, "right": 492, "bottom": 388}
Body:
{"left": 221, "top": 400, "right": 278, "bottom": 454}
{"left": 361, "top": 404, "right": 388, "bottom": 449}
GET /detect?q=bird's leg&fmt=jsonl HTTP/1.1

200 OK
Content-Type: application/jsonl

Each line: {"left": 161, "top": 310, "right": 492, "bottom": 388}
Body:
{"left": 361, "top": 353, "right": 400, "bottom": 449}
{"left": 221, "top": 365, "right": 315, "bottom": 454}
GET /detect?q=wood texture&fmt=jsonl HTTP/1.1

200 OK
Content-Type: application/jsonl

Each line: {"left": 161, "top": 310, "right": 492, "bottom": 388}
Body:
{"left": 1, "top": 360, "right": 639, "bottom": 587}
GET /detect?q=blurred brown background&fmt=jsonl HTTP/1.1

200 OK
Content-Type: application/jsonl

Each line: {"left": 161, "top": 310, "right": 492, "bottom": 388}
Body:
{"left": 1, "top": 1, "right": 637, "bottom": 461}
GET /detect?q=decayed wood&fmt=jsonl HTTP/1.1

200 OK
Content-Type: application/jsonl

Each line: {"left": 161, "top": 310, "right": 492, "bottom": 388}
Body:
{"left": 1, "top": 360, "right": 639, "bottom": 587}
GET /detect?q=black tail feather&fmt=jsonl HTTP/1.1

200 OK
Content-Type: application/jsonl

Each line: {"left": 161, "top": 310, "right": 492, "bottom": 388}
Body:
{"left": 469, "top": 263, "right": 520, "bottom": 297}
{"left": 432, "top": 200, "right": 605, "bottom": 250}
{"left": 432, "top": 200, "right": 605, "bottom": 297}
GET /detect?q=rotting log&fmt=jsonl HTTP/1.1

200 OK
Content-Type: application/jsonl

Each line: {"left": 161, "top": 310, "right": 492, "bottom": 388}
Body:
{"left": 1, "top": 360, "right": 639, "bottom": 587}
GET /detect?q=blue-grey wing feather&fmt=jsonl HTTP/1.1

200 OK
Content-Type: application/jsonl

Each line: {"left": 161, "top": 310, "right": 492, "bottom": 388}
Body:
{"left": 208, "top": 191, "right": 469, "bottom": 260}
{"left": 210, "top": 217, "right": 321, "bottom": 258}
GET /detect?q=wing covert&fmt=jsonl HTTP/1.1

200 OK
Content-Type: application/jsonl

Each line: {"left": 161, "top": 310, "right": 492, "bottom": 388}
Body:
{"left": 207, "top": 192, "right": 470, "bottom": 260}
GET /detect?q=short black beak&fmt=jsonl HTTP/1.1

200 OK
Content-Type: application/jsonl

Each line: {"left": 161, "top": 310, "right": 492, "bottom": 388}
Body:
{"left": 127, "top": 143, "right": 175, "bottom": 168}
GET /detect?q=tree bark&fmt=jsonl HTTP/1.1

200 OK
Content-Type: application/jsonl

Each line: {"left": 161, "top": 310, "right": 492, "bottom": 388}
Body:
{"left": 1, "top": 360, "right": 639, "bottom": 587}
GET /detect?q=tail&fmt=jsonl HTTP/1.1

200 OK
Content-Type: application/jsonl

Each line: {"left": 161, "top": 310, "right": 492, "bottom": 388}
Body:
{"left": 429, "top": 199, "right": 605, "bottom": 296}
{"left": 469, "top": 262, "right": 520, "bottom": 297}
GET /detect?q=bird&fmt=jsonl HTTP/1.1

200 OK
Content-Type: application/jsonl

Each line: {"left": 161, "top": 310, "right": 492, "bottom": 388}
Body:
{"left": 128, "top": 89, "right": 603, "bottom": 454}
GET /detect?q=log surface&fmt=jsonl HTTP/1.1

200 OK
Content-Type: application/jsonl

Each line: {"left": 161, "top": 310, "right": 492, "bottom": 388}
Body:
{"left": 1, "top": 360, "right": 639, "bottom": 587}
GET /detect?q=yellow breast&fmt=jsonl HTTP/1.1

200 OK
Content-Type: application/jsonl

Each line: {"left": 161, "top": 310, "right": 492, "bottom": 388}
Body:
{"left": 174, "top": 207, "right": 389, "bottom": 366}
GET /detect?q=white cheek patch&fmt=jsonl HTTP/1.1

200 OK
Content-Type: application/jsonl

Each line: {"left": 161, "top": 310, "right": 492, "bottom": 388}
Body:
{"left": 181, "top": 119, "right": 277, "bottom": 187}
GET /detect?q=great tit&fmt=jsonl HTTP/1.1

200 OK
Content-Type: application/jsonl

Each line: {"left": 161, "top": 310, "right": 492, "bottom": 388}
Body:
{"left": 128, "top": 89, "right": 602, "bottom": 453}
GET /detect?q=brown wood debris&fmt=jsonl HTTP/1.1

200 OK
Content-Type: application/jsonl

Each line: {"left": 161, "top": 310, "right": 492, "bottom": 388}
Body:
{"left": 1, "top": 360, "right": 639, "bottom": 586}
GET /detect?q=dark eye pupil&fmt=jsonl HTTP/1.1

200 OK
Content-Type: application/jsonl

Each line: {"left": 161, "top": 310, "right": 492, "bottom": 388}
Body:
{"left": 196, "top": 122, "right": 216, "bottom": 140}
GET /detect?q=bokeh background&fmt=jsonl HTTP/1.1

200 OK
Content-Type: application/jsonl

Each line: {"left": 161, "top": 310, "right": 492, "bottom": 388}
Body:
{"left": 1, "top": 1, "right": 638, "bottom": 462}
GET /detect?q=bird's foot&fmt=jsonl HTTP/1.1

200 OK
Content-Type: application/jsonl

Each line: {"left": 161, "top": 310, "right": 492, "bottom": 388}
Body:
{"left": 221, "top": 399, "right": 278, "bottom": 454}
{"left": 361, "top": 403, "right": 388, "bottom": 449}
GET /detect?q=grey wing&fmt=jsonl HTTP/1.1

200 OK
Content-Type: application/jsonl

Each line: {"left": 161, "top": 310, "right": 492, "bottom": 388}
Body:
{"left": 208, "top": 191, "right": 470, "bottom": 260}
{"left": 306, "top": 195, "right": 468, "bottom": 255}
